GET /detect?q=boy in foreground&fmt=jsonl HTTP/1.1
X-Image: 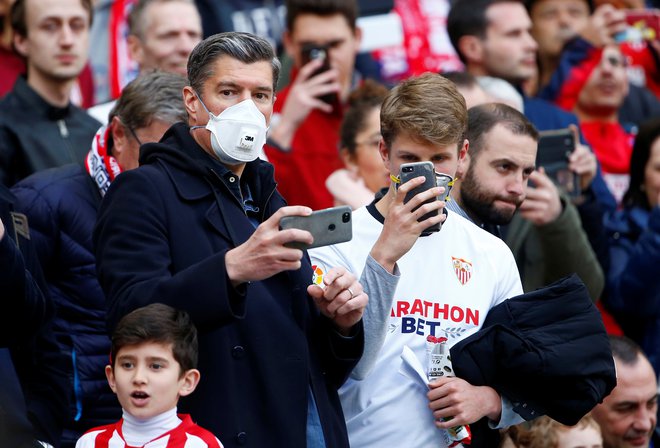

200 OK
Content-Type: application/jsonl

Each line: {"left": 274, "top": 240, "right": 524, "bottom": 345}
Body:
{"left": 75, "top": 303, "right": 223, "bottom": 448}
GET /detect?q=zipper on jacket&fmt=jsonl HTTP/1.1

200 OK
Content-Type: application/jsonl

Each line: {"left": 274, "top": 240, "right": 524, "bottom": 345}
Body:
{"left": 57, "top": 119, "right": 69, "bottom": 138}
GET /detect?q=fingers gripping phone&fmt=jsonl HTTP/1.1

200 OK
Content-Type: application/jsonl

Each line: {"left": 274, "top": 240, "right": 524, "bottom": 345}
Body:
{"left": 300, "top": 43, "right": 337, "bottom": 105}
{"left": 536, "top": 129, "right": 581, "bottom": 198}
{"left": 399, "top": 162, "right": 452, "bottom": 236}
{"left": 279, "top": 206, "right": 352, "bottom": 250}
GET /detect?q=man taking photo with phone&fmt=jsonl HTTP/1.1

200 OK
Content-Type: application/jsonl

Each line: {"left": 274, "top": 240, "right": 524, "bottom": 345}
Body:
{"left": 264, "top": 0, "right": 362, "bottom": 210}
{"left": 310, "top": 73, "right": 526, "bottom": 447}
{"left": 94, "top": 31, "right": 368, "bottom": 448}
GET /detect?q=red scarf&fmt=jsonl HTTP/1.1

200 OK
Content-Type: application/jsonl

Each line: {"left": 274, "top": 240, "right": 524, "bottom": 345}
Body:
{"left": 85, "top": 125, "right": 122, "bottom": 196}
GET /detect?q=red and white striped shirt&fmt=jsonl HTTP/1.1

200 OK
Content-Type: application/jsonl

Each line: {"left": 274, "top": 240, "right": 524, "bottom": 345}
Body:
{"left": 75, "top": 414, "right": 223, "bottom": 448}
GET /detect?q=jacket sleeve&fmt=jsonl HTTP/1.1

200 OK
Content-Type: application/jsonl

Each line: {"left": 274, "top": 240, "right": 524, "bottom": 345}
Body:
{"left": 94, "top": 169, "right": 247, "bottom": 332}
{"left": 11, "top": 181, "right": 58, "bottom": 278}
{"left": 606, "top": 206, "right": 660, "bottom": 316}
{"left": 537, "top": 197, "right": 605, "bottom": 301}
{"left": 0, "top": 229, "right": 50, "bottom": 345}
{"left": 0, "top": 126, "right": 21, "bottom": 187}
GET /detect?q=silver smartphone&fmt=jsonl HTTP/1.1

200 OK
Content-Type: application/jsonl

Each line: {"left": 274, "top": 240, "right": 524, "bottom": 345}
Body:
{"left": 279, "top": 206, "right": 352, "bottom": 250}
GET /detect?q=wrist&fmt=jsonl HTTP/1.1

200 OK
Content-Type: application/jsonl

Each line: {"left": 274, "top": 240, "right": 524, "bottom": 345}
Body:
{"left": 369, "top": 243, "right": 397, "bottom": 274}
{"left": 482, "top": 386, "right": 502, "bottom": 421}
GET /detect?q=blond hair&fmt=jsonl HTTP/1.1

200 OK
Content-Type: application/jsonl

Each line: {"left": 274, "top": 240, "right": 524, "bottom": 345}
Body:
{"left": 506, "top": 414, "right": 602, "bottom": 448}
{"left": 380, "top": 72, "right": 467, "bottom": 150}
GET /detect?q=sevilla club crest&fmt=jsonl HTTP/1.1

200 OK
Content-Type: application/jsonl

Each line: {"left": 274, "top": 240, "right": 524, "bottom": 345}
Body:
{"left": 452, "top": 257, "right": 472, "bottom": 285}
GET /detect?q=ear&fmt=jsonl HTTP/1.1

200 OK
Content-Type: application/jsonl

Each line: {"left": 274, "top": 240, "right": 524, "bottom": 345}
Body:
{"left": 127, "top": 35, "right": 144, "bottom": 67}
{"left": 183, "top": 86, "right": 202, "bottom": 125}
{"left": 340, "top": 147, "right": 358, "bottom": 172}
{"left": 13, "top": 33, "right": 28, "bottom": 58}
{"left": 458, "top": 35, "right": 484, "bottom": 65}
{"left": 352, "top": 26, "right": 363, "bottom": 54}
{"left": 178, "top": 369, "right": 201, "bottom": 397}
{"left": 455, "top": 139, "right": 470, "bottom": 180}
{"left": 110, "top": 116, "right": 127, "bottom": 158}
{"left": 105, "top": 365, "right": 118, "bottom": 394}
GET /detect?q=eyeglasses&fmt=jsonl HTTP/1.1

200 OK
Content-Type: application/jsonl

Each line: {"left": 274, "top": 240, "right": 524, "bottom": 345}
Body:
{"left": 127, "top": 125, "right": 143, "bottom": 146}
{"left": 355, "top": 137, "right": 381, "bottom": 149}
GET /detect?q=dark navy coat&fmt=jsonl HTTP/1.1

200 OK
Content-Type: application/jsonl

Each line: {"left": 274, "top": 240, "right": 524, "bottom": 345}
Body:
{"left": 12, "top": 164, "right": 121, "bottom": 445}
{"left": 94, "top": 123, "right": 363, "bottom": 448}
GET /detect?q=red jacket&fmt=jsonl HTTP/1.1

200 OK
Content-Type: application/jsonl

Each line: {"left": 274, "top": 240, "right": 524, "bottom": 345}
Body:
{"left": 264, "top": 83, "right": 344, "bottom": 210}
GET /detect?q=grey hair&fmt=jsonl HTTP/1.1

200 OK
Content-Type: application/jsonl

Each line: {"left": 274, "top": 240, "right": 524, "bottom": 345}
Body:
{"left": 128, "top": 0, "right": 197, "bottom": 40}
{"left": 187, "top": 32, "right": 281, "bottom": 95}
{"left": 109, "top": 70, "right": 188, "bottom": 129}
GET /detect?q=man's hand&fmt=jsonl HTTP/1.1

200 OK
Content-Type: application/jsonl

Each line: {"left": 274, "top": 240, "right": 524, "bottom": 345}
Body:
{"left": 579, "top": 4, "right": 627, "bottom": 47}
{"left": 370, "top": 177, "right": 446, "bottom": 273}
{"left": 519, "top": 169, "right": 563, "bottom": 226}
{"left": 225, "top": 206, "right": 314, "bottom": 285}
{"left": 267, "top": 58, "right": 340, "bottom": 149}
{"left": 568, "top": 141, "right": 598, "bottom": 191}
{"left": 428, "top": 377, "right": 501, "bottom": 428}
{"left": 307, "top": 266, "right": 367, "bottom": 335}
{"left": 0, "top": 217, "right": 4, "bottom": 240}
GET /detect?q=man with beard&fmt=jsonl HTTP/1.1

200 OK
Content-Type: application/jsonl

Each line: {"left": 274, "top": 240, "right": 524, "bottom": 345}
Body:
{"left": 448, "top": 102, "right": 605, "bottom": 300}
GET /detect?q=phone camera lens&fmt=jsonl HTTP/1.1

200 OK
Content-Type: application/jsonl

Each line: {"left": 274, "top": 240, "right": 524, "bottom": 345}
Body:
{"left": 342, "top": 212, "right": 351, "bottom": 223}
{"left": 402, "top": 167, "right": 413, "bottom": 173}
{"left": 328, "top": 224, "right": 336, "bottom": 231}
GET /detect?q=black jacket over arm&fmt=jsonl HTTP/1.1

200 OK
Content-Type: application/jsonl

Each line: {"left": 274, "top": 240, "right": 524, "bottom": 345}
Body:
{"left": 94, "top": 123, "right": 363, "bottom": 448}
{"left": 451, "top": 274, "right": 616, "bottom": 425}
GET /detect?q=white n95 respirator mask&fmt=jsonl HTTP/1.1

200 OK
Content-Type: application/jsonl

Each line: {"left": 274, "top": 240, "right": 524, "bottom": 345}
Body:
{"left": 194, "top": 96, "right": 268, "bottom": 165}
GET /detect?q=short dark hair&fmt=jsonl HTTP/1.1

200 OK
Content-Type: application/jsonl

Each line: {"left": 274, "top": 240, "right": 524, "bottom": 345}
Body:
{"left": 609, "top": 335, "right": 645, "bottom": 367}
{"left": 380, "top": 73, "right": 467, "bottom": 150}
{"left": 623, "top": 117, "right": 660, "bottom": 209}
{"left": 524, "top": 0, "right": 593, "bottom": 14}
{"left": 466, "top": 102, "right": 539, "bottom": 160}
{"left": 441, "top": 71, "right": 480, "bottom": 90}
{"left": 340, "top": 79, "right": 389, "bottom": 158}
{"left": 285, "top": 0, "right": 358, "bottom": 32}
{"left": 11, "top": 0, "right": 94, "bottom": 38}
{"left": 109, "top": 70, "right": 188, "bottom": 129}
{"left": 111, "top": 303, "right": 198, "bottom": 376}
{"left": 447, "top": 0, "right": 523, "bottom": 63}
{"left": 187, "top": 32, "right": 281, "bottom": 96}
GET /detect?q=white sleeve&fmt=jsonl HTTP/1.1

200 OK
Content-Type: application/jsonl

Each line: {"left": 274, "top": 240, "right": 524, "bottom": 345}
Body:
{"left": 492, "top": 242, "right": 524, "bottom": 306}
{"left": 489, "top": 396, "right": 526, "bottom": 429}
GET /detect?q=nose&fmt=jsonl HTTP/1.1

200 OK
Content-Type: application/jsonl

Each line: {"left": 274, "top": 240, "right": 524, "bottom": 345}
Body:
{"left": 132, "top": 365, "right": 148, "bottom": 385}
{"left": 632, "top": 407, "right": 655, "bottom": 433}
{"left": 176, "top": 33, "right": 197, "bottom": 54}
{"left": 507, "top": 172, "right": 526, "bottom": 197}
{"left": 525, "top": 31, "right": 539, "bottom": 52}
{"left": 59, "top": 24, "right": 75, "bottom": 46}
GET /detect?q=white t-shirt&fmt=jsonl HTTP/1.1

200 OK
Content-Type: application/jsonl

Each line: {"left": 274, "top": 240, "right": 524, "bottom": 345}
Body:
{"left": 310, "top": 205, "right": 523, "bottom": 448}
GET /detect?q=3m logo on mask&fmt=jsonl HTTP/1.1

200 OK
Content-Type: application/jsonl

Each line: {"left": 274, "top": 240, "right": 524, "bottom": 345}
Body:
{"left": 238, "top": 129, "right": 257, "bottom": 150}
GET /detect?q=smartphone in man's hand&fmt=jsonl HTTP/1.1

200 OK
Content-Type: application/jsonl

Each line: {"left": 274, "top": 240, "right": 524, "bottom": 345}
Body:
{"left": 300, "top": 43, "right": 337, "bottom": 105}
{"left": 399, "top": 161, "right": 449, "bottom": 236}
{"left": 280, "top": 206, "right": 352, "bottom": 250}
{"left": 536, "top": 129, "right": 581, "bottom": 198}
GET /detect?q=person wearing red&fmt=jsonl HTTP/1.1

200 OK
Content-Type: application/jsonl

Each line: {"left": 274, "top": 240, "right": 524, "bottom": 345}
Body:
{"left": 264, "top": 0, "right": 362, "bottom": 210}
{"left": 75, "top": 304, "right": 223, "bottom": 448}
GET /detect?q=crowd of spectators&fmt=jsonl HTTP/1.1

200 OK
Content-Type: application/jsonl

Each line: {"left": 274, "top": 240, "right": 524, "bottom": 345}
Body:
{"left": 0, "top": 0, "right": 659, "bottom": 447}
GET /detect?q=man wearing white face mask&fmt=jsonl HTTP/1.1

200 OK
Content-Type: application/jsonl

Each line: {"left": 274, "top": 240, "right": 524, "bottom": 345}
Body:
{"left": 93, "top": 32, "right": 368, "bottom": 448}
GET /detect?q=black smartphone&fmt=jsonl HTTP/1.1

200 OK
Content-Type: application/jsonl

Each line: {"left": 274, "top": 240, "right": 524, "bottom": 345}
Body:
{"left": 399, "top": 161, "right": 443, "bottom": 236}
{"left": 300, "top": 43, "right": 336, "bottom": 105}
{"left": 279, "top": 206, "right": 352, "bottom": 250}
{"left": 536, "top": 129, "right": 580, "bottom": 198}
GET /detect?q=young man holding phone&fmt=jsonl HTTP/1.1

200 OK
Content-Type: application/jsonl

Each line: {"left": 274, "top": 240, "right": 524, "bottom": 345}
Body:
{"left": 264, "top": 0, "right": 362, "bottom": 210}
{"left": 310, "top": 73, "right": 525, "bottom": 447}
